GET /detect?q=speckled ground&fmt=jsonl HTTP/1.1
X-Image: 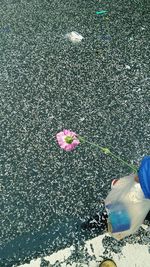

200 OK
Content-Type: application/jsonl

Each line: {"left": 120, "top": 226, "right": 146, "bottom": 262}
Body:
{"left": 16, "top": 226, "right": 150, "bottom": 267}
{"left": 0, "top": 0, "right": 150, "bottom": 266}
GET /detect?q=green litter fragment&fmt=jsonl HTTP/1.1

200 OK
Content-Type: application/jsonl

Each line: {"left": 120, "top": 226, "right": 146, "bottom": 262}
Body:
{"left": 96, "top": 10, "right": 108, "bottom": 15}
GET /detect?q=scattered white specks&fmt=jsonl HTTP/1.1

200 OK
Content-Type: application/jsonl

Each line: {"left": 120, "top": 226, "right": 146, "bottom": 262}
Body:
{"left": 65, "top": 31, "right": 84, "bottom": 43}
{"left": 16, "top": 233, "right": 150, "bottom": 267}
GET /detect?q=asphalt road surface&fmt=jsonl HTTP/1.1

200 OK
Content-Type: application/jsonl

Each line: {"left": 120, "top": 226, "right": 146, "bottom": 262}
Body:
{"left": 0, "top": 0, "right": 150, "bottom": 266}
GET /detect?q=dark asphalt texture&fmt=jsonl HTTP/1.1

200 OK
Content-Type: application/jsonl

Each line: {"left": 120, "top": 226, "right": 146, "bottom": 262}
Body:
{"left": 0, "top": 0, "right": 150, "bottom": 266}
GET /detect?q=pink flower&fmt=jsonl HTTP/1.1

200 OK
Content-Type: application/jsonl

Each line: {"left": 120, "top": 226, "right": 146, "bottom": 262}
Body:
{"left": 56, "top": 129, "right": 80, "bottom": 151}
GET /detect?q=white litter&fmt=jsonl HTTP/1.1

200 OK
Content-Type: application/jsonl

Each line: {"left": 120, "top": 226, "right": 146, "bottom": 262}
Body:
{"left": 125, "top": 65, "right": 131, "bottom": 70}
{"left": 65, "top": 31, "right": 84, "bottom": 43}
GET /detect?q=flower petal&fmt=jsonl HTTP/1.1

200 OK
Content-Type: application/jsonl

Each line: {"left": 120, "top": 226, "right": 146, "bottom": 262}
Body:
{"left": 56, "top": 130, "right": 80, "bottom": 151}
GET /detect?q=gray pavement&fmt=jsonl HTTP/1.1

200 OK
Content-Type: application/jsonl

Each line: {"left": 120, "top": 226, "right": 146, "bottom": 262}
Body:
{"left": 0, "top": 0, "right": 150, "bottom": 266}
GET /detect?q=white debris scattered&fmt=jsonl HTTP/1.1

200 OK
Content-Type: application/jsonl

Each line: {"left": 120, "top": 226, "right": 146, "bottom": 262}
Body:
{"left": 65, "top": 31, "right": 84, "bottom": 43}
{"left": 16, "top": 234, "right": 150, "bottom": 267}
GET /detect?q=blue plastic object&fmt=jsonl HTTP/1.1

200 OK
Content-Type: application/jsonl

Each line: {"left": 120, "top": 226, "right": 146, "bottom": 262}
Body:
{"left": 106, "top": 202, "right": 131, "bottom": 233}
{"left": 138, "top": 156, "right": 150, "bottom": 199}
